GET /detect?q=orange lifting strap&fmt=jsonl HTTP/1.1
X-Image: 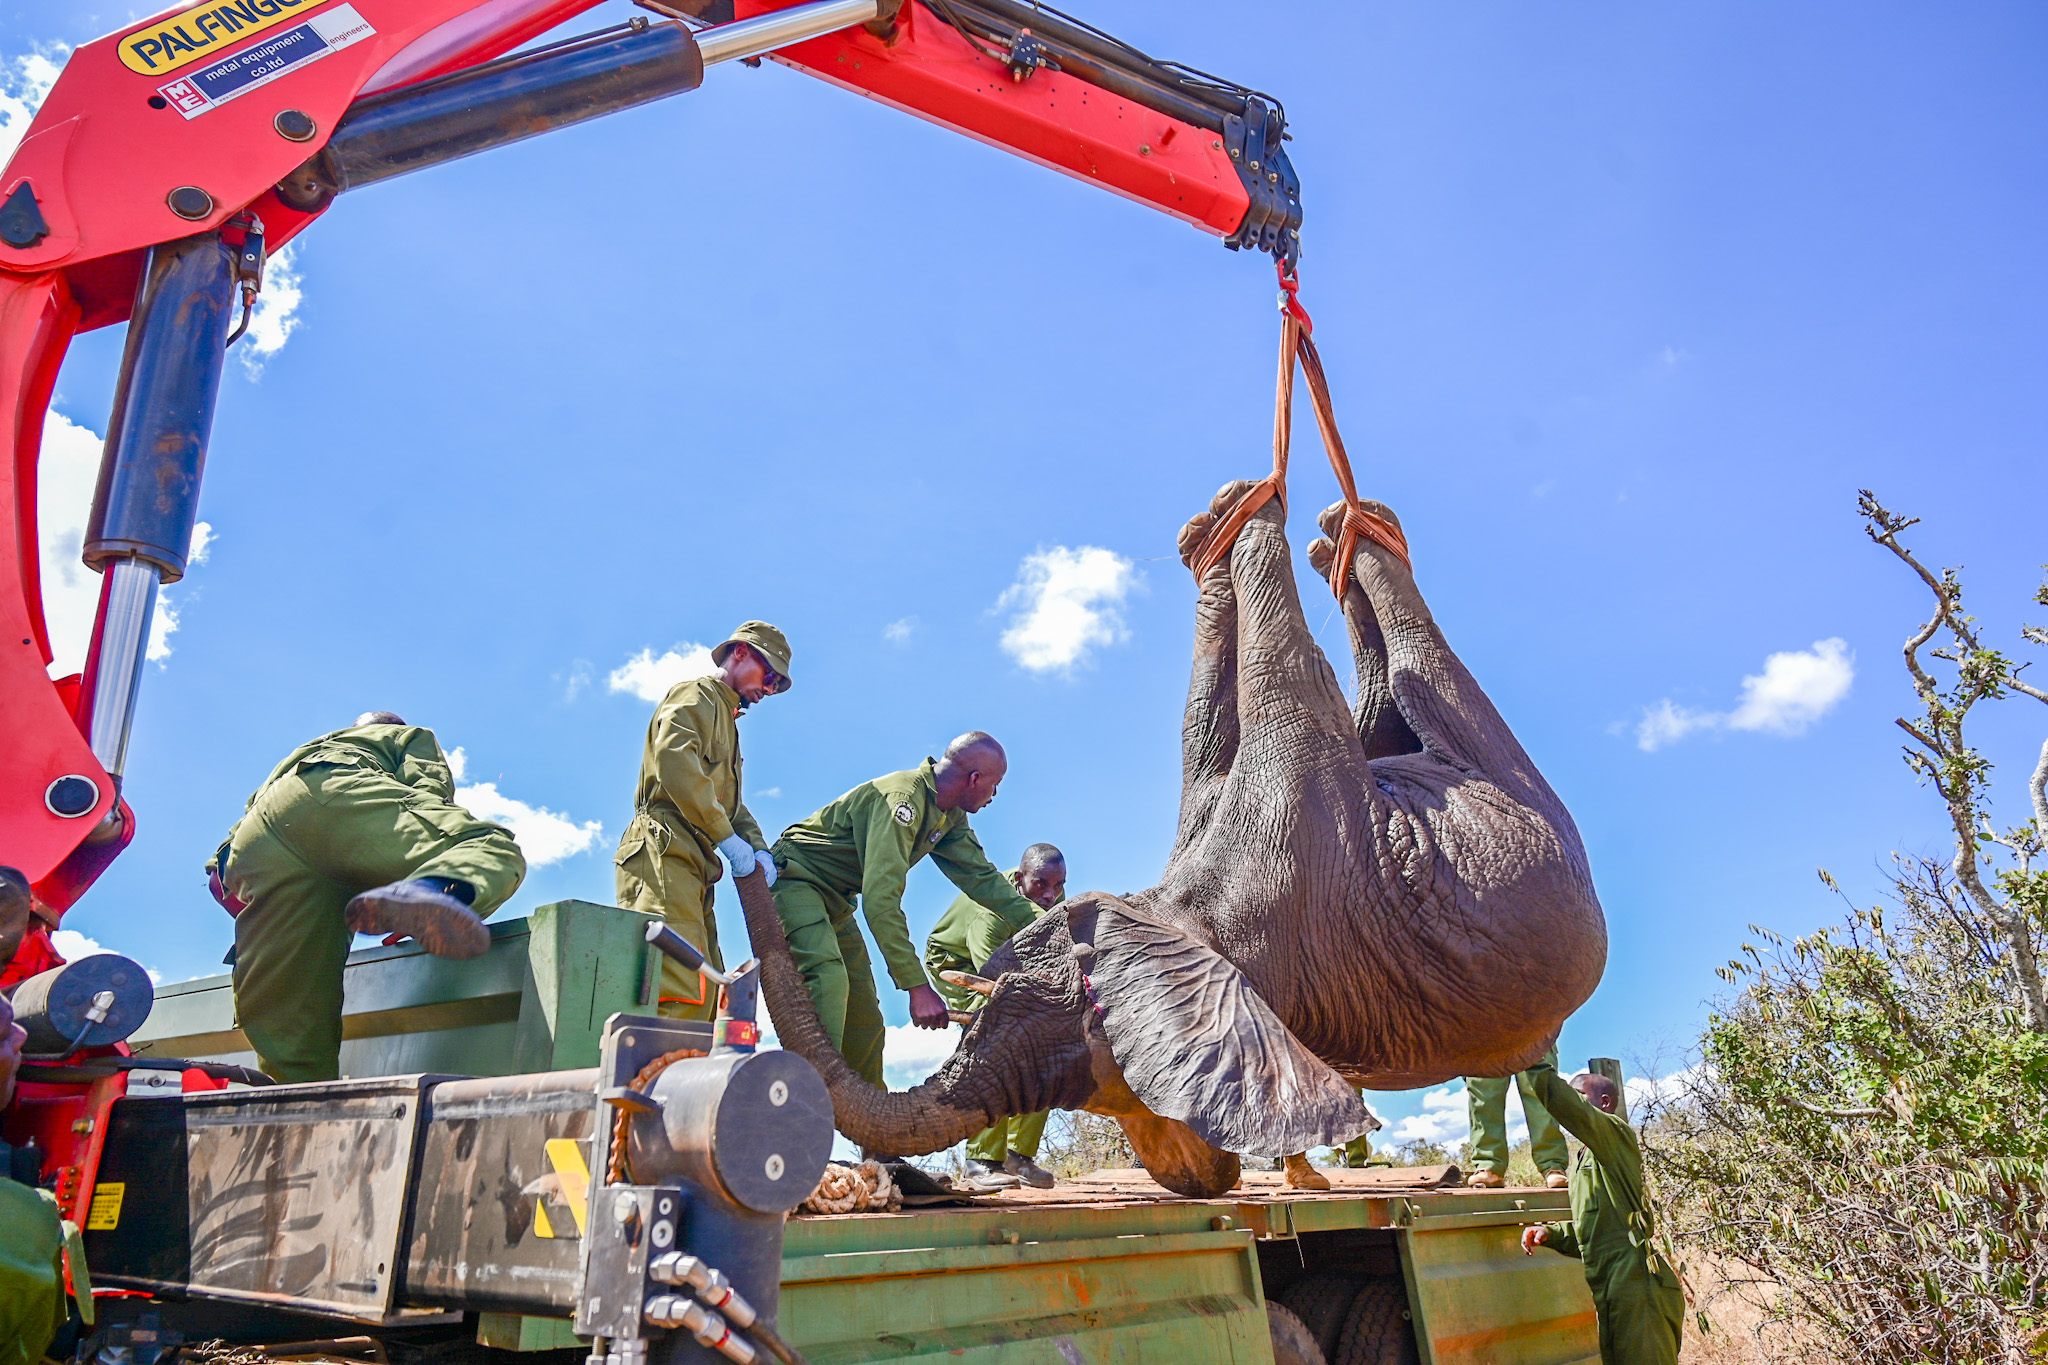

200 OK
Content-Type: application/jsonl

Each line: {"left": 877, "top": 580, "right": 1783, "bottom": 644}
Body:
{"left": 1190, "top": 267, "right": 1410, "bottom": 596}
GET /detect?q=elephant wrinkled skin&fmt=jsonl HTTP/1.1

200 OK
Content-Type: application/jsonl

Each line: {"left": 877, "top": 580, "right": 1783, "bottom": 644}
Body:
{"left": 737, "top": 484, "right": 1607, "bottom": 1197}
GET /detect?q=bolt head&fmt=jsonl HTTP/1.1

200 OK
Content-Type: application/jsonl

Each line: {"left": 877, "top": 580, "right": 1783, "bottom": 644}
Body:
{"left": 167, "top": 186, "right": 213, "bottom": 220}
{"left": 764, "top": 1153, "right": 785, "bottom": 1181}
{"left": 45, "top": 775, "right": 98, "bottom": 817}
{"left": 274, "top": 109, "right": 316, "bottom": 142}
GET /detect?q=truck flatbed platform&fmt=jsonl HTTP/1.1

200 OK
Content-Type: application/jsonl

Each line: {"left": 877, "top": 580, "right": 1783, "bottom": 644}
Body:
{"left": 780, "top": 1166, "right": 1595, "bottom": 1365}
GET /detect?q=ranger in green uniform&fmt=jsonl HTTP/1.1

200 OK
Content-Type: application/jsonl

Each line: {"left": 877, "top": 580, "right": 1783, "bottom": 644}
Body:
{"left": 616, "top": 622, "right": 791, "bottom": 1020}
{"left": 925, "top": 842, "right": 1067, "bottom": 1189}
{"left": 1466, "top": 1045, "right": 1571, "bottom": 1189}
{"left": 1522, "top": 1067, "right": 1685, "bottom": 1365}
{"left": 209, "top": 714, "right": 526, "bottom": 1083}
{"left": 769, "top": 732, "right": 1038, "bottom": 1094}
{"left": 1, "top": 957, "right": 90, "bottom": 1365}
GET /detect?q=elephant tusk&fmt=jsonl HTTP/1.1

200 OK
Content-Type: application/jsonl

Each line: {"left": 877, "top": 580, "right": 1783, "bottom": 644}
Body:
{"left": 939, "top": 970, "right": 996, "bottom": 997}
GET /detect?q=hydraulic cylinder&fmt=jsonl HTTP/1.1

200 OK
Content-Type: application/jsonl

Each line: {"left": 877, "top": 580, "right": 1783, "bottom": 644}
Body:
{"left": 82, "top": 231, "right": 235, "bottom": 777}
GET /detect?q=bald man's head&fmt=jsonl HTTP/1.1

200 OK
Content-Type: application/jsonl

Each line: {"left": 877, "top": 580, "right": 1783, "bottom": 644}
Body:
{"left": 1571, "top": 1072, "right": 1623, "bottom": 1115}
{"left": 357, "top": 711, "right": 406, "bottom": 727}
{"left": 934, "top": 732, "right": 1009, "bottom": 813}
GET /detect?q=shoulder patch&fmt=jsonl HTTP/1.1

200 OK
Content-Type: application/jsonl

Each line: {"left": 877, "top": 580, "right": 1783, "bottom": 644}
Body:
{"left": 893, "top": 802, "right": 915, "bottom": 826}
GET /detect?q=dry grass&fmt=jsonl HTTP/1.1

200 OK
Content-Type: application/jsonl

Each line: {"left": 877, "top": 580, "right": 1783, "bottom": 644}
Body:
{"left": 1678, "top": 1259, "right": 1822, "bottom": 1364}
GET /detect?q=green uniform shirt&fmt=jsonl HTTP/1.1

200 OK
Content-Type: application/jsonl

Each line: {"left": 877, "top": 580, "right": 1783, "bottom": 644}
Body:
{"left": 773, "top": 759, "right": 1036, "bottom": 992}
{"left": 257, "top": 724, "right": 458, "bottom": 809}
{"left": 627, "top": 675, "right": 766, "bottom": 862}
{"left": 1533, "top": 1068, "right": 1683, "bottom": 1293}
{"left": 209, "top": 723, "right": 470, "bottom": 876}
{"left": 927, "top": 870, "right": 1046, "bottom": 972}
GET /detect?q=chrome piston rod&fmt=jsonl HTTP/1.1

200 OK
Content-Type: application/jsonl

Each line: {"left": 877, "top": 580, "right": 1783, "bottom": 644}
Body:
{"left": 696, "top": 0, "right": 878, "bottom": 66}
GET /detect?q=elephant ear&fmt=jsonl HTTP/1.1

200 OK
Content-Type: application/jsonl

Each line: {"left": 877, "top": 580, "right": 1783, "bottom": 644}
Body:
{"left": 1070, "top": 897, "right": 1376, "bottom": 1156}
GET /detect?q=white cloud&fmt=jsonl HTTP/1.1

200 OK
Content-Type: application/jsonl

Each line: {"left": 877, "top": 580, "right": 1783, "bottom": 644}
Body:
{"left": 881, "top": 1023, "right": 963, "bottom": 1090}
{"left": 1626, "top": 1064, "right": 1705, "bottom": 1116}
{"left": 1728, "top": 638, "right": 1854, "bottom": 734}
{"left": 237, "top": 243, "right": 303, "bottom": 376}
{"left": 35, "top": 411, "right": 215, "bottom": 671}
{"left": 447, "top": 747, "right": 604, "bottom": 866}
{"left": 608, "top": 643, "right": 715, "bottom": 703}
{"left": 1386, "top": 1079, "right": 1535, "bottom": 1153}
{"left": 36, "top": 410, "right": 102, "bottom": 678}
{"left": 1635, "top": 638, "right": 1853, "bottom": 751}
{"left": 0, "top": 49, "right": 63, "bottom": 168}
{"left": 883, "top": 616, "right": 917, "bottom": 645}
{"left": 1392, "top": 1084, "right": 1470, "bottom": 1147}
{"left": 756, "top": 786, "right": 781, "bottom": 799}
{"left": 758, "top": 1017, "right": 967, "bottom": 1092}
{"left": 50, "top": 928, "right": 162, "bottom": 985}
{"left": 996, "top": 546, "right": 1138, "bottom": 673}
{"left": 561, "top": 660, "right": 594, "bottom": 702}
{"left": 145, "top": 521, "right": 213, "bottom": 664}
{"left": 1633, "top": 698, "right": 1714, "bottom": 751}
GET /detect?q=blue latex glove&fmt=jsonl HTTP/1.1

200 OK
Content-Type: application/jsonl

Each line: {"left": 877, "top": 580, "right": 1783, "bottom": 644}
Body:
{"left": 717, "top": 834, "right": 757, "bottom": 879}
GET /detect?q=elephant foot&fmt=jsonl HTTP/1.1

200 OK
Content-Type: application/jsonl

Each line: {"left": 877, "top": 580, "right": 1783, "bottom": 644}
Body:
{"left": 1177, "top": 478, "right": 1269, "bottom": 571}
{"left": 1307, "top": 498, "right": 1407, "bottom": 581}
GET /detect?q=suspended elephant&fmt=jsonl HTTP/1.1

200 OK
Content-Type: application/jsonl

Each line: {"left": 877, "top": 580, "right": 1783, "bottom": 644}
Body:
{"left": 736, "top": 481, "right": 1607, "bottom": 1198}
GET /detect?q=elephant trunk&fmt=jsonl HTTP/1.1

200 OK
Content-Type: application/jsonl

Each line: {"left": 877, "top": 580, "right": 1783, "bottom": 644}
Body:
{"left": 733, "top": 868, "right": 998, "bottom": 1155}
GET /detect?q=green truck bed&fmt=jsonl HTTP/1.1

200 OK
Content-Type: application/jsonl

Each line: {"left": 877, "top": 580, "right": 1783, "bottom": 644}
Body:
{"left": 776, "top": 1169, "right": 1595, "bottom": 1365}
{"left": 125, "top": 902, "right": 1597, "bottom": 1365}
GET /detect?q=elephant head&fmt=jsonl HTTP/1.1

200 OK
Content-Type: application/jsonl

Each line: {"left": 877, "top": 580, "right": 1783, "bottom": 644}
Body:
{"left": 742, "top": 482, "right": 1606, "bottom": 1198}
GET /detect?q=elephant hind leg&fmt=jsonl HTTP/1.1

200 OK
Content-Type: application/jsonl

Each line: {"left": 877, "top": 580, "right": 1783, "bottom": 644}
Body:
{"left": 1310, "top": 499, "right": 1551, "bottom": 798}
{"left": 1174, "top": 481, "right": 1252, "bottom": 841}
{"left": 1307, "top": 532, "right": 1423, "bottom": 761}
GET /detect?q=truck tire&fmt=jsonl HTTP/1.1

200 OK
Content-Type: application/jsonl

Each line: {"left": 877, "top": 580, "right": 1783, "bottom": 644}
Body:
{"left": 1267, "top": 1302, "right": 1329, "bottom": 1365}
{"left": 1278, "top": 1272, "right": 1362, "bottom": 1358}
{"left": 1335, "top": 1280, "right": 1420, "bottom": 1365}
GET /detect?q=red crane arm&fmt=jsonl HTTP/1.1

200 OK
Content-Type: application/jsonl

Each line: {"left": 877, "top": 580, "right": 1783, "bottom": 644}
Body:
{"left": 0, "top": 0, "right": 1299, "bottom": 910}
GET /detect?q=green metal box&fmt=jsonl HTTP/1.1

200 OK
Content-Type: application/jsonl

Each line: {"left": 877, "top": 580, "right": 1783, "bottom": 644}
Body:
{"left": 128, "top": 899, "right": 662, "bottom": 1077}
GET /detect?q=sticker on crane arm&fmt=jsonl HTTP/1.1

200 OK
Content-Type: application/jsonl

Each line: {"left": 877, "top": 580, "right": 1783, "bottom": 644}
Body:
{"left": 152, "top": 6, "right": 375, "bottom": 120}
{"left": 86, "top": 1183, "right": 125, "bottom": 1230}
{"left": 122, "top": 0, "right": 341, "bottom": 75}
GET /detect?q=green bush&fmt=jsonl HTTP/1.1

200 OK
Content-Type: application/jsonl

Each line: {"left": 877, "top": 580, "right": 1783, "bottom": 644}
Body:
{"left": 1641, "top": 495, "right": 2048, "bottom": 1364}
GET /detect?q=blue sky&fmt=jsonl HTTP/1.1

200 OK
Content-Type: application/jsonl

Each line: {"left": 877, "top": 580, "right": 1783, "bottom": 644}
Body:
{"left": 5, "top": 0, "right": 2046, "bottom": 1153}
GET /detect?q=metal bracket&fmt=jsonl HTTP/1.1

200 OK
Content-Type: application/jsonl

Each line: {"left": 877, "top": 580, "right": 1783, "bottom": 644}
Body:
{"left": 589, "top": 1013, "right": 715, "bottom": 1213}
{"left": 602, "top": 1087, "right": 661, "bottom": 1115}
{"left": 1221, "top": 100, "right": 1302, "bottom": 267}
{"left": 1006, "top": 29, "right": 1050, "bottom": 83}
{"left": 573, "top": 1182, "right": 687, "bottom": 1340}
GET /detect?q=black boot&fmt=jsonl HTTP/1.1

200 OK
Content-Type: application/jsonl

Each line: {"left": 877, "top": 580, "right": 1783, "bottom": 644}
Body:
{"left": 344, "top": 879, "right": 489, "bottom": 958}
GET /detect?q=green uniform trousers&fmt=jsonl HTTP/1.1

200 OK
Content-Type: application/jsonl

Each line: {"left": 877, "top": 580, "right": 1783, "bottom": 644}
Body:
{"left": 227, "top": 763, "right": 524, "bottom": 1083}
{"left": 1466, "top": 1046, "right": 1568, "bottom": 1176}
{"left": 617, "top": 824, "right": 724, "bottom": 1022}
{"left": 770, "top": 876, "right": 888, "bottom": 1089}
{"left": 0, "top": 1182, "right": 68, "bottom": 1365}
{"left": 927, "top": 942, "right": 1047, "bottom": 1162}
{"left": 1341, "top": 1098, "right": 1374, "bottom": 1168}
{"left": 1591, "top": 1277, "right": 1683, "bottom": 1365}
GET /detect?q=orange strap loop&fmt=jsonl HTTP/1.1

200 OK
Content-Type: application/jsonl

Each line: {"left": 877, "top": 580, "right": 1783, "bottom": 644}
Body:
{"left": 1189, "top": 267, "right": 1410, "bottom": 596}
